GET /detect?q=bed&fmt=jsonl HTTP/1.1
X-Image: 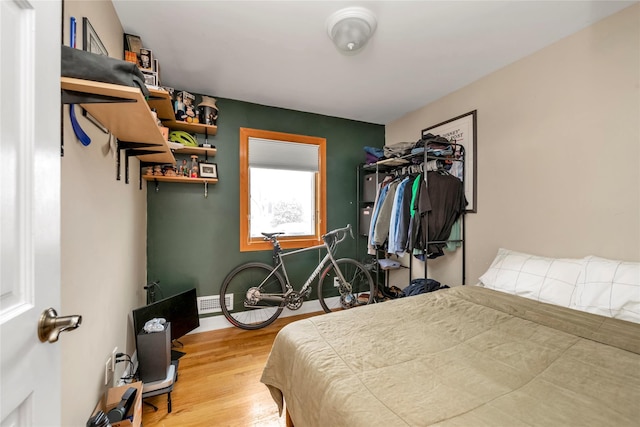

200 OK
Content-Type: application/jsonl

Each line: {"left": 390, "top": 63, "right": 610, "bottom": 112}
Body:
{"left": 261, "top": 250, "right": 640, "bottom": 426}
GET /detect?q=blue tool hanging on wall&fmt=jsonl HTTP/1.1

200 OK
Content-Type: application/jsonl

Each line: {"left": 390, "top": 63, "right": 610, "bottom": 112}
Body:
{"left": 68, "top": 16, "right": 91, "bottom": 146}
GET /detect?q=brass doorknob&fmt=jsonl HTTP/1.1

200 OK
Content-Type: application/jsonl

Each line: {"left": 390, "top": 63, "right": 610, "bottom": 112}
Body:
{"left": 38, "top": 308, "right": 82, "bottom": 343}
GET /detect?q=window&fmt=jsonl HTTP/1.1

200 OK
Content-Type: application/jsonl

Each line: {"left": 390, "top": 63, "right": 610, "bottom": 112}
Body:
{"left": 239, "top": 128, "right": 326, "bottom": 252}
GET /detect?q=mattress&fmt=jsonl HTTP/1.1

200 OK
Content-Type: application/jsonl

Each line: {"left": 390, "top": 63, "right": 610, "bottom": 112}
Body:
{"left": 261, "top": 286, "right": 640, "bottom": 426}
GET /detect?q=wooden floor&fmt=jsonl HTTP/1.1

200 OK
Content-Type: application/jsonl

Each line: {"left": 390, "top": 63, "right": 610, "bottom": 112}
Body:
{"left": 142, "top": 311, "right": 321, "bottom": 427}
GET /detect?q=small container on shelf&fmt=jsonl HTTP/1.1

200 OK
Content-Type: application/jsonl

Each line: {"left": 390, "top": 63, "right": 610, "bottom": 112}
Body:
{"left": 163, "top": 165, "right": 177, "bottom": 177}
{"left": 178, "top": 159, "right": 188, "bottom": 176}
{"left": 190, "top": 155, "right": 199, "bottom": 178}
{"left": 197, "top": 96, "right": 218, "bottom": 126}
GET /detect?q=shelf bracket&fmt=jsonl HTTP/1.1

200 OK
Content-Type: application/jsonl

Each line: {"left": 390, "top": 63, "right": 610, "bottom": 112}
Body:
{"left": 125, "top": 151, "right": 129, "bottom": 184}
{"left": 124, "top": 149, "right": 168, "bottom": 184}
{"left": 61, "top": 89, "right": 137, "bottom": 105}
{"left": 204, "top": 181, "right": 208, "bottom": 198}
{"left": 116, "top": 144, "right": 121, "bottom": 181}
{"left": 118, "top": 141, "right": 163, "bottom": 150}
{"left": 117, "top": 141, "right": 166, "bottom": 184}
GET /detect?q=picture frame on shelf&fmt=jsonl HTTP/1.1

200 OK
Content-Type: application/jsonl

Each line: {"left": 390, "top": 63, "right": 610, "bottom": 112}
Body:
{"left": 138, "top": 48, "right": 153, "bottom": 70}
{"left": 81, "top": 17, "right": 109, "bottom": 134}
{"left": 141, "top": 70, "right": 158, "bottom": 87}
{"left": 174, "top": 90, "right": 196, "bottom": 122}
{"left": 199, "top": 163, "right": 218, "bottom": 179}
{"left": 124, "top": 33, "right": 142, "bottom": 55}
{"left": 83, "top": 17, "right": 108, "bottom": 56}
{"left": 422, "top": 110, "right": 477, "bottom": 213}
{"left": 154, "top": 59, "right": 160, "bottom": 85}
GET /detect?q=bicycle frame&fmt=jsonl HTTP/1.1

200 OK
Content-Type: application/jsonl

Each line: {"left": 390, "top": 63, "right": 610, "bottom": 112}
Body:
{"left": 249, "top": 227, "right": 350, "bottom": 305}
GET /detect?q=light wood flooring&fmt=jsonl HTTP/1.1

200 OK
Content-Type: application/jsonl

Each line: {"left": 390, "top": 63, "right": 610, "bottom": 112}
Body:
{"left": 142, "top": 311, "right": 321, "bottom": 427}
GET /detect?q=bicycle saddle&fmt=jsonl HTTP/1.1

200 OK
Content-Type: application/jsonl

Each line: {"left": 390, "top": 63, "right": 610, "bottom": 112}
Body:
{"left": 261, "top": 232, "right": 285, "bottom": 239}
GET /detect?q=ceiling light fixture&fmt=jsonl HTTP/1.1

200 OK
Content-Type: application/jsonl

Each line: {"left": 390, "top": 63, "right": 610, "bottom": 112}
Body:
{"left": 326, "top": 7, "right": 377, "bottom": 54}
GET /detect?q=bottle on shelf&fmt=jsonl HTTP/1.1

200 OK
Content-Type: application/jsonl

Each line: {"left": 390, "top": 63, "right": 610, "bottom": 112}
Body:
{"left": 180, "top": 159, "right": 188, "bottom": 176}
{"left": 190, "top": 155, "right": 199, "bottom": 178}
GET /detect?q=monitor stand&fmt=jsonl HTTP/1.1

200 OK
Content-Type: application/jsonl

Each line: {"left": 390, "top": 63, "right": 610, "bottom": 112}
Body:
{"left": 171, "top": 349, "right": 185, "bottom": 361}
{"left": 171, "top": 339, "right": 186, "bottom": 361}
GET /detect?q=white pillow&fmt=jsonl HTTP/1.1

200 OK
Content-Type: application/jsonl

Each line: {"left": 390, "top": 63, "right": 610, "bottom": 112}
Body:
{"left": 571, "top": 256, "right": 640, "bottom": 323}
{"left": 479, "top": 248, "right": 583, "bottom": 307}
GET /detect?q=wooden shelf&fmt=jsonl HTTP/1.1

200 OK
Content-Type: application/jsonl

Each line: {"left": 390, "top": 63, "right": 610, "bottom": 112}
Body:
{"left": 143, "top": 175, "right": 218, "bottom": 184}
{"left": 147, "top": 88, "right": 175, "bottom": 120}
{"left": 172, "top": 146, "right": 217, "bottom": 157}
{"left": 147, "top": 88, "right": 218, "bottom": 136}
{"left": 168, "top": 120, "right": 217, "bottom": 135}
{"left": 61, "top": 77, "right": 175, "bottom": 164}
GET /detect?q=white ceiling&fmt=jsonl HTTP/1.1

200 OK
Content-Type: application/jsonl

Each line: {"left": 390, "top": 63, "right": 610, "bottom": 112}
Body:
{"left": 113, "top": 1, "right": 635, "bottom": 125}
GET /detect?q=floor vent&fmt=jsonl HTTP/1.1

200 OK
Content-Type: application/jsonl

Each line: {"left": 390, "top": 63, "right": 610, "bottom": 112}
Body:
{"left": 197, "top": 294, "right": 233, "bottom": 314}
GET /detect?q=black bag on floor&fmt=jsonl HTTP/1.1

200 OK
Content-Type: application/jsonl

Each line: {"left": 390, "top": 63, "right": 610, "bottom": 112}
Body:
{"left": 401, "top": 278, "right": 449, "bottom": 297}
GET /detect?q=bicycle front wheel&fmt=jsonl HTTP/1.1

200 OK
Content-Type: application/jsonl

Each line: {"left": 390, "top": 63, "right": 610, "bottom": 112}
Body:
{"left": 318, "top": 258, "right": 374, "bottom": 313}
{"left": 220, "top": 262, "right": 287, "bottom": 330}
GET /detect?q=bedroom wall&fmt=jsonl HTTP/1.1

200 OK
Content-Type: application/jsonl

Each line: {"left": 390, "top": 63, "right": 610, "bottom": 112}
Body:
{"left": 146, "top": 100, "right": 384, "bottom": 311}
{"left": 61, "top": 1, "right": 147, "bottom": 426}
{"left": 385, "top": 4, "right": 640, "bottom": 288}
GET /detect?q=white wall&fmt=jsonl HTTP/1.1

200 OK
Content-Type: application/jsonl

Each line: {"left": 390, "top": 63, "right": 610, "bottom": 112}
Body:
{"left": 61, "top": 2, "right": 147, "bottom": 425}
{"left": 386, "top": 4, "right": 640, "bottom": 287}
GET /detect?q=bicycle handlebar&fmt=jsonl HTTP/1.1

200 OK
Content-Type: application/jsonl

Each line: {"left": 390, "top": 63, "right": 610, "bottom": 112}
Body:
{"left": 322, "top": 224, "right": 353, "bottom": 245}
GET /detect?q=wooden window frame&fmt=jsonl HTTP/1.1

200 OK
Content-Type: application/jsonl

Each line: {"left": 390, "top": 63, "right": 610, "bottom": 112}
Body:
{"left": 239, "top": 128, "right": 327, "bottom": 252}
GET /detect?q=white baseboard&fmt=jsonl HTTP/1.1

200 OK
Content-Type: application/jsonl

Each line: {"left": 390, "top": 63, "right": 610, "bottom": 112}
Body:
{"left": 188, "top": 298, "right": 330, "bottom": 334}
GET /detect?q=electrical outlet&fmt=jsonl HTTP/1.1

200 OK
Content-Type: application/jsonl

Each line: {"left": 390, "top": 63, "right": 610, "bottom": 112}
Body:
{"left": 111, "top": 347, "right": 118, "bottom": 372}
{"left": 104, "top": 358, "right": 112, "bottom": 385}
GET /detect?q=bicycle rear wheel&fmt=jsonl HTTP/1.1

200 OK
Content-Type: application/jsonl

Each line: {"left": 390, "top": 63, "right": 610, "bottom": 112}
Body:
{"left": 220, "top": 262, "right": 286, "bottom": 330}
{"left": 318, "top": 258, "right": 374, "bottom": 313}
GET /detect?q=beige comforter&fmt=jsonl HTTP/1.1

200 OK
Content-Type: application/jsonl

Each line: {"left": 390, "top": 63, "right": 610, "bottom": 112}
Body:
{"left": 261, "top": 286, "right": 640, "bottom": 426}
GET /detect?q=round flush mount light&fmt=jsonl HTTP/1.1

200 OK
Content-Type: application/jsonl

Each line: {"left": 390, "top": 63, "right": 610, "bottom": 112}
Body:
{"left": 326, "top": 7, "right": 377, "bottom": 54}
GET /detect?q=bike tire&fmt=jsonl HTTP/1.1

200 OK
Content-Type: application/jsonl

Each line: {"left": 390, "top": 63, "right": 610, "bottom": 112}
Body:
{"left": 318, "top": 258, "right": 375, "bottom": 313}
{"left": 220, "top": 262, "right": 287, "bottom": 330}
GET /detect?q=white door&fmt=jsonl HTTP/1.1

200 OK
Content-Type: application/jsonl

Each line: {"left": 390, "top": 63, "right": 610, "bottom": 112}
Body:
{"left": 1, "top": 1, "right": 64, "bottom": 425}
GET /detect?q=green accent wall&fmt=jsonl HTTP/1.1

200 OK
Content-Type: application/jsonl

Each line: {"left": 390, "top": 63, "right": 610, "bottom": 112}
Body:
{"left": 146, "top": 97, "right": 384, "bottom": 305}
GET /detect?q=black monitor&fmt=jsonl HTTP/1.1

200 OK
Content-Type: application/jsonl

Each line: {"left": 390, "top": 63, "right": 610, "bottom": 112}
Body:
{"left": 132, "top": 288, "right": 200, "bottom": 344}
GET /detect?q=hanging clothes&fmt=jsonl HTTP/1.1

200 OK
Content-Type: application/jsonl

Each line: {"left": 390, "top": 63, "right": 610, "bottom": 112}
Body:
{"left": 372, "top": 179, "right": 401, "bottom": 247}
{"left": 367, "top": 175, "right": 393, "bottom": 255}
{"left": 388, "top": 175, "right": 416, "bottom": 256}
{"left": 416, "top": 171, "right": 467, "bottom": 259}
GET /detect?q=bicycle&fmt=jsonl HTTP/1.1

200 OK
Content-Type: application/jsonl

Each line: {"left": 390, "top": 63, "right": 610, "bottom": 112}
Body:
{"left": 220, "top": 224, "right": 375, "bottom": 330}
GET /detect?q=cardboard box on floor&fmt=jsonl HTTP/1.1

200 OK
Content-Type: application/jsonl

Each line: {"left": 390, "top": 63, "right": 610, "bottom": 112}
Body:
{"left": 91, "top": 381, "right": 143, "bottom": 427}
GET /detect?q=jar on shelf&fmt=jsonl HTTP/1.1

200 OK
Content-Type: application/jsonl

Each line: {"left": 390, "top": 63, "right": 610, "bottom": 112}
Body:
{"left": 180, "top": 159, "right": 188, "bottom": 176}
{"left": 190, "top": 155, "right": 199, "bottom": 178}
